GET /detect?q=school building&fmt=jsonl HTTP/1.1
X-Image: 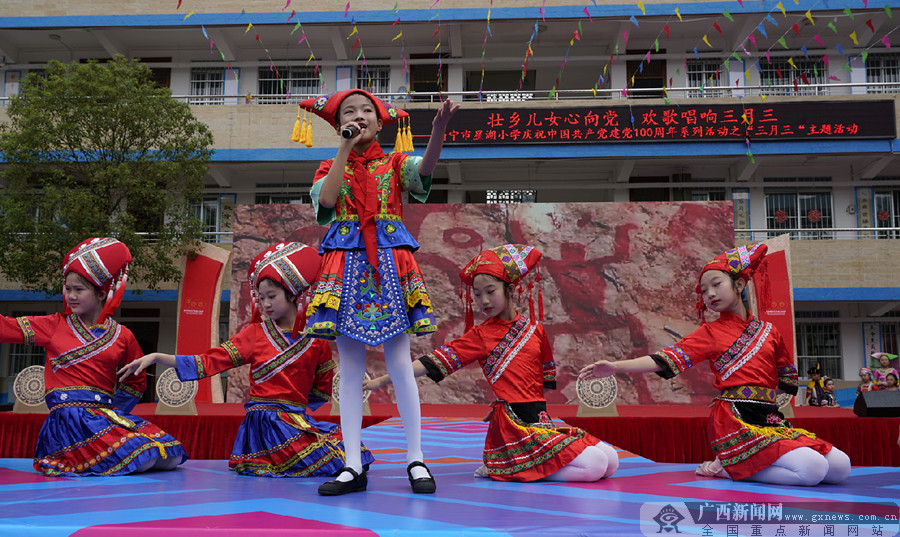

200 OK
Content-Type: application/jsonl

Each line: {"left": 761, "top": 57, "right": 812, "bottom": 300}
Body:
{"left": 1, "top": 1, "right": 899, "bottom": 401}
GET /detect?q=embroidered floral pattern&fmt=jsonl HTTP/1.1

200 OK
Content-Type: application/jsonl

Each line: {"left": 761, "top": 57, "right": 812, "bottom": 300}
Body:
{"left": 483, "top": 317, "right": 536, "bottom": 384}
{"left": 16, "top": 316, "right": 35, "bottom": 345}
{"left": 52, "top": 319, "right": 121, "bottom": 372}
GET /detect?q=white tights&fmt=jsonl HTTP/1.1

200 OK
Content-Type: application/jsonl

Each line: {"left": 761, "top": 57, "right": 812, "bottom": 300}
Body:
{"left": 745, "top": 446, "right": 851, "bottom": 486}
{"left": 542, "top": 441, "right": 619, "bottom": 482}
{"left": 336, "top": 334, "right": 427, "bottom": 481}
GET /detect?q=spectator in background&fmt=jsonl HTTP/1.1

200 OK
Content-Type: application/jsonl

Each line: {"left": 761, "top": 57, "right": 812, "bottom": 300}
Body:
{"left": 806, "top": 365, "right": 826, "bottom": 406}
{"left": 883, "top": 372, "right": 900, "bottom": 392}
{"left": 871, "top": 353, "right": 899, "bottom": 389}
{"left": 819, "top": 377, "right": 839, "bottom": 407}
{"left": 857, "top": 367, "right": 878, "bottom": 395}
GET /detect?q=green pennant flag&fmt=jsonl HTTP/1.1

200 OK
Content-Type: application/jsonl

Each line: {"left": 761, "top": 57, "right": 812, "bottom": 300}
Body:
{"left": 813, "top": 66, "right": 819, "bottom": 77}
{"left": 723, "top": 9, "right": 734, "bottom": 22}
{"left": 747, "top": 151, "right": 755, "bottom": 164}
{"left": 828, "top": 22, "right": 838, "bottom": 33}
{"left": 843, "top": 64, "right": 852, "bottom": 71}
{"left": 732, "top": 51, "right": 741, "bottom": 61}
{"left": 549, "top": 86, "right": 556, "bottom": 99}
{"left": 578, "top": 20, "right": 583, "bottom": 33}
{"left": 664, "top": 97, "right": 671, "bottom": 104}
{"left": 887, "top": 5, "right": 893, "bottom": 18}
{"left": 725, "top": 59, "right": 731, "bottom": 70}
{"left": 778, "top": 37, "right": 788, "bottom": 49}
{"left": 655, "top": 38, "right": 659, "bottom": 52}
{"left": 614, "top": 43, "right": 619, "bottom": 54}
{"left": 862, "top": 51, "right": 869, "bottom": 64}
{"left": 843, "top": 7, "right": 854, "bottom": 20}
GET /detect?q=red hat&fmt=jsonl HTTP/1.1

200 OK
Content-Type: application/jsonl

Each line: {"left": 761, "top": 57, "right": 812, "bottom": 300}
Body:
{"left": 696, "top": 242, "right": 768, "bottom": 321}
{"left": 299, "top": 89, "right": 408, "bottom": 126}
{"left": 459, "top": 244, "right": 543, "bottom": 331}
{"left": 248, "top": 242, "right": 321, "bottom": 338}
{"left": 63, "top": 237, "right": 132, "bottom": 323}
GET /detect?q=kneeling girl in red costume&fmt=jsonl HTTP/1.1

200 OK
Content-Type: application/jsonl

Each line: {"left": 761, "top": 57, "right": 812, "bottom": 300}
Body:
{"left": 119, "top": 242, "right": 374, "bottom": 477}
{"left": 366, "top": 244, "right": 619, "bottom": 482}
{"left": 1, "top": 238, "right": 187, "bottom": 476}
{"left": 580, "top": 243, "right": 850, "bottom": 486}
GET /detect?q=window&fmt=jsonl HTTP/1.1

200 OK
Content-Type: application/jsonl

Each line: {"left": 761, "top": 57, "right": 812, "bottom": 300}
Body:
{"left": 257, "top": 65, "right": 319, "bottom": 104}
{"left": 691, "top": 190, "right": 726, "bottom": 201}
{"left": 765, "top": 190, "right": 833, "bottom": 239}
{"left": 796, "top": 321, "right": 842, "bottom": 380}
{"left": 0, "top": 311, "right": 47, "bottom": 377}
{"left": 758, "top": 57, "right": 827, "bottom": 96}
{"left": 486, "top": 190, "right": 536, "bottom": 203}
{"left": 866, "top": 54, "right": 900, "bottom": 94}
{"left": 189, "top": 67, "right": 225, "bottom": 105}
{"left": 464, "top": 70, "right": 536, "bottom": 102}
{"left": 192, "top": 195, "right": 235, "bottom": 243}
{"left": 882, "top": 323, "right": 900, "bottom": 356}
{"left": 874, "top": 189, "right": 900, "bottom": 238}
{"left": 626, "top": 51, "right": 666, "bottom": 98}
{"left": 357, "top": 64, "right": 391, "bottom": 95}
{"left": 686, "top": 59, "right": 726, "bottom": 98}
{"left": 409, "top": 54, "right": 448, "bottom": 101}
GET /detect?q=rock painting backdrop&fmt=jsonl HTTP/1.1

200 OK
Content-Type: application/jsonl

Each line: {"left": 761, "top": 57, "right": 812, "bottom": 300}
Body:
{"left": 228, "top": 202, "right": 734, "bottom": 406}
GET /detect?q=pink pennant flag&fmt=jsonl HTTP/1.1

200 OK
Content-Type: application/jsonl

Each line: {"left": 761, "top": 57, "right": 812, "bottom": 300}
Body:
{"left": 345, "top": 2, "right": 350, "bottom": 17}
{"left": 741, "top": 43, "right": 750, "bottom": 56}
{"left": 298, "top": 34, "right": 306, "bottom": 45}
{"left": 765, "top": 50, "right": 771, "bottom": 63}
{"left": 283, "top": 0, "right": 291, "bottom": 10}
{"left": 822, "top": 55, "right": 829, "bottom": 66}
{"left": 814, "top": 34, "right": 824, "bottom": 47}
{"left": 209, "top": 38, "right": 214, "bottom": 51}
{"left": 883, "top": 35, "right": 892, "bottom": 49}
{"left": 645, "top": 50, "right": 651, "bottom": 62}
{"left": 584, "top": 7, "right": 592, "bottom": 21}
{"left": 623, "top": 29, "right": 629, "bottom": 45}
{"left": 828, "top": 75, "right": 840, "bottom": 81}
{"left": 864, "top": 0, "right": 868, "bottom": 6}
{"left": 737, "top": 0, "right": 744, "bottom": 6}
{"left": 748, "top": 33, "right": 757, "bottom": 47}
{"left": 574, "top": 30, "right": 581, "bottom": 41}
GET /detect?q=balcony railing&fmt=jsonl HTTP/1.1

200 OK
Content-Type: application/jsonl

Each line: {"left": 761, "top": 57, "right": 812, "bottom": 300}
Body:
{"left": 735, "top": 227, "right": 900, "bottom": 241}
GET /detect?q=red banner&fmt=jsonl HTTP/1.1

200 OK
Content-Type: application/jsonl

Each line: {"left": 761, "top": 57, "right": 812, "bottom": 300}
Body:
{"left": 176, "top": 246, "right": 230, "bottom": 403}
{"left": 756, "top": 249, "right": 795, "bottom": 363}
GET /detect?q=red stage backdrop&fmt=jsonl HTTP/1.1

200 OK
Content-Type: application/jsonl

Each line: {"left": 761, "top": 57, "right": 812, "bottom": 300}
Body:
{"left": 228, "top": 202, "right": 735, "bottom": 406}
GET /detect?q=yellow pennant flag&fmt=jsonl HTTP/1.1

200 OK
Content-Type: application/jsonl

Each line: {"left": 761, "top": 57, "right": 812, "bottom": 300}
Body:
{"left": 850, "top": 31, "right": 859, "bottom": 45}
{"left": 631, "top": 74, "right": 635, "bottom": 85}
{"left": 702, "top": 34, "right": 711, "bottom": 48}
{"left": 776, "top": 2, "right": 785, "bottom": 16}
{"left": 675, "top": 7, "right": 682, "bottom": 21}
{"left": 348, "top": 26, "right": 358, "bottom": 38}
{"left": 184, "top": 10, "right": 195, "bottom": 20}
{"left": 787, "top": 57, "right": 797, "bottom": 69}
{"left": 745, "top": 69, "right": 751, "bottom": 81}
{"left": 761, "top": 95, "right": 767, "bottom": 102}
{"left": 603, "top": 64, "right": 608, "bottom": 75}
{"left": 638, "top": 1, "right": 646, "bottom": 15}
{"left": 392, "top": 32, "right": 402, "bottom": 41}
{"left": 245, "top": 23, "right": 253, "bottom": 34}
{"left": 805, "top": 10, "right": 815, "bottom": 25}
{"left": 306, "top": 52, "right": 315, "bottom": 65}
{"left": 433, "top": 41, "right": 441, "bottom": 52}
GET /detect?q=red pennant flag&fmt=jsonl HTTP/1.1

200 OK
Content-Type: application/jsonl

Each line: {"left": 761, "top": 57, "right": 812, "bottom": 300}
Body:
{"left": 255, "top": 33, "right": 260, "bottom": 41}
{"left": 793, "top": 79, "right": 799, "bottom": 92}
{"left": 791, "top": 24, "right": 802, "bottom": 37}
{"left": 432, "top": 27, "right": 440, "bottom": 39}
{"left": 287, "top": 10, "right": 296, "bottom": 21}
{"left": 177, "top": 0, "right": 182, "bottom": 8}
{"left": 866, "top": 19, "right": 875, "bottom": 32}
{"left": 574, "top": 30, "right": 581, "bottom": 41}
{"left": 776, "top": 68, "right": 783, "bottom": 79}
{"left": 800, "top": 73, "right": 809, "bottom": 84}
{"left": 584, "top": 6, "right": 592, "bottom": 21}
{"left": 714, "top": 22, "right": 722, "bottom": 34}
{"left": 352, "top": 38, "right": 360, "bottom": 49}
{"left": 393, "top": 17, "right": 401, "bottom": 26}
{"left": 664, "top": 24, "right": 669, "bottom": 38}
{"left": 737, "top": 0, "right": 744, "bottom": 6}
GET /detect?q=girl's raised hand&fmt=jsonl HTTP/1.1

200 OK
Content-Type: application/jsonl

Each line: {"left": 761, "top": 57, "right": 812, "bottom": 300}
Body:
{"left": 432, "top": 99, "right": 459, "bottom": 132}
{"left": 362, "top": 374, "right": 391, "bottom": 391}
{"left": 578, "top": 360, "right": 616, "bottom": 380}
{"left": 117, "top": 355, "right": 158, "bottom": 382}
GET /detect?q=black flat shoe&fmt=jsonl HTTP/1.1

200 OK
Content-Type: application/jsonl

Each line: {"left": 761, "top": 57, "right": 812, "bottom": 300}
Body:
{"left": 318, "top": 466, "right": 367, "bottom": 496}
{"left": 407, "top": 461, "right": 436, "bottom": 494}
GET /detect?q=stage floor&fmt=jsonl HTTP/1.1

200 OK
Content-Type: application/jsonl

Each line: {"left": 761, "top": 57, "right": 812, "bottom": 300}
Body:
{"left": 2, "top": 417, "right": 899, "bottom": 537}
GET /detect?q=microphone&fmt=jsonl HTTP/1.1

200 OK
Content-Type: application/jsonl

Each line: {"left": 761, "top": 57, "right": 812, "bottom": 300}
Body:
{"left": 341, "top": 124, "right": 363, "bottom": 139}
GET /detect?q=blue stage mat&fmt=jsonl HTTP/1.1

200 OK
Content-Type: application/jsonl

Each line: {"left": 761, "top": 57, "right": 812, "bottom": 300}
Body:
{"left": 1, "top": 417, "right": 898, "bottom": 536}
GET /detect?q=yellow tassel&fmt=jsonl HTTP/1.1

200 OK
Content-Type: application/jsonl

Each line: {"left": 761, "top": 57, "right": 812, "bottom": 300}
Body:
{"left": 291, "top": 114, "right": 302, "bottom": 143}
{"left": 394, "top": 120, "right": 403, "bottom": 153}
{"left": 405, "top": 123, "right": 414, "bottom": 152}
{"left": 298, "top": 115, "right": 307, "bottom": 144}
{"left": 304, "top": 121, "right": 313, "bottom": 147}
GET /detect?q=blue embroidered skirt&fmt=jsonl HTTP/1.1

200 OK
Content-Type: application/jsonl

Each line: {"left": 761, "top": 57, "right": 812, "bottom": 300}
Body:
{"left": 230, "top": 402, "right": 374, "bottom": 477}
{"left": 306, "top": 246, "right": 437, "bottom": 346}
{"left": 34, "top": 394, "right": 187, "bottom": 476}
